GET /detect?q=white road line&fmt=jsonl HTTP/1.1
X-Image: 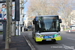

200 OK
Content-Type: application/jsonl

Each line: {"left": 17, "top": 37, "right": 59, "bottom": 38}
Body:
{"left": 62, "top": 44, "right": 75, "bottom": 50}
{"left": 67, "top": 38, "right": 75, "bottom": 41}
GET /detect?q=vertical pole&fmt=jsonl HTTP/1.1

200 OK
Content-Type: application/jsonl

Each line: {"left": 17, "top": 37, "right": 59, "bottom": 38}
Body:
{"left": 14, "top": 22, "right": 16, "bottom": 36}
{"left": 5, "top": 0, "right": 9, "bottom": 50}
{"left": 3, "top": 21, "right": 6, "bottom": 41}
{"left": 18, "top": 21, "right": 19, "bottom": 36}
{"left": 21, "top": 9, "right": 22, "bottom": 15}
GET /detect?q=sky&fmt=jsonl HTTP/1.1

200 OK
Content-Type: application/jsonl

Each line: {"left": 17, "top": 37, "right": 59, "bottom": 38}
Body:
{"left": 24, "top": 0, "right": 29, "bottom": 20}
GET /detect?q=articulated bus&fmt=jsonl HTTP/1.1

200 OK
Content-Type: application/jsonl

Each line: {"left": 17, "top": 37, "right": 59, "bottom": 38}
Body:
{"left": 32, "top": 15, "right": 62, "bottom": 43}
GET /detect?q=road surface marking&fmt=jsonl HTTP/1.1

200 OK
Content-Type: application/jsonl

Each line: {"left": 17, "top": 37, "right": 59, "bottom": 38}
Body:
{"left": 67, "top": 38, "right": 75, "bottom": 41}
{"left": 62, "top": 44, "right": 75, "bottom": 50}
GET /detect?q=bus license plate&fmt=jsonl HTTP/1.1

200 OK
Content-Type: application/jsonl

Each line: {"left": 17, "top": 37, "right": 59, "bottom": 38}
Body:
{"left": 46, "top": 39, "right": 51, "bottom": 41}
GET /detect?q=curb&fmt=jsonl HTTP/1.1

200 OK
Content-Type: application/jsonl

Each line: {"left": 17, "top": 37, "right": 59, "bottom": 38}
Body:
{"left": 22, "top": 35, "right": 36, "bottom": 50}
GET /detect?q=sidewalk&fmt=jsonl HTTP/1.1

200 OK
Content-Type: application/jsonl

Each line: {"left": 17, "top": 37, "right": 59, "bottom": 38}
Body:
{"left": 0, "top": 35, "right": 31, "bottom": 50}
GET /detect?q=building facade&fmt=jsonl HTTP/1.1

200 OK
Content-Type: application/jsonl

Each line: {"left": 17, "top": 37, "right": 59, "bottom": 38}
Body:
{"left": 24, "top": 16, "right": 35, "bottom": 28}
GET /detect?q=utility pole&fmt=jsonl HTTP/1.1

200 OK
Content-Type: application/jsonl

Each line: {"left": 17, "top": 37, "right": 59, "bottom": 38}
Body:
{"left": 5, "top": 0, "right": 10, "bottom": 50}
{"left": 9, "top": 0, "right": 12, "bottom": 43}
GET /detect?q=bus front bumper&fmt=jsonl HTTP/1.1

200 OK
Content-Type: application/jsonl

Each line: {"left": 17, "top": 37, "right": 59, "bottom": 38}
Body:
{"left": 35, "top": 36, "right": 61, "bottom": 42}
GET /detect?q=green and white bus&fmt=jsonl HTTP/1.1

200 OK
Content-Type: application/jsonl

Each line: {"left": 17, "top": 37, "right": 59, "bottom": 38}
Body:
{"left": 32, "top": 15, "right": 62, "bottom": 43}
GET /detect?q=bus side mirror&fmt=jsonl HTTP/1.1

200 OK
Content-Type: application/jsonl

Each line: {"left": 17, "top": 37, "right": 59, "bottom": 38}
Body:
{"left": 33, "top": 20, "right": 37, "bottom": 24}
{"left": 59, "top": 19, "right": 62, "bottom": 23}
{"left": 33, "top": 20, "right": 35, "bottom": 24}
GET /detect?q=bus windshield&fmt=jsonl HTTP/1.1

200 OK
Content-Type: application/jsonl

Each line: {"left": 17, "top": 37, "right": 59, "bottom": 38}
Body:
{"left": 37, "top": 17, "right": 60, "bottom": 32}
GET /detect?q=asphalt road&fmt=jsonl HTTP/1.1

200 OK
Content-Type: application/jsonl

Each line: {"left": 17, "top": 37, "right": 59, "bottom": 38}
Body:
{"left": 22, "top": 31, "right": 75, "bottom": 50}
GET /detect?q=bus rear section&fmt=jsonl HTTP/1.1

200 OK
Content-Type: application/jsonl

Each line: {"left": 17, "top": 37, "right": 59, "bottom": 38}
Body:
{"left": 32, "top": 15, "right": 62, "bottom": 42}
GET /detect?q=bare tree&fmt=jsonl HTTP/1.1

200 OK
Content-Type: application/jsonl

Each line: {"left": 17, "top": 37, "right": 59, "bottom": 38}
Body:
{"left": 9, "top": 0, "right": 12, "bottom": 43}
{"left": 5, "top": 0, "right": 10, "bottom": 50}
{"left": 27, "top": 0, "right": 49, "bottom": 16}
{"left": 27, "top": 0, "right": 75, "bottom": 30}
{"left": 70, "top": 10, "right": 75, "bottom": 22}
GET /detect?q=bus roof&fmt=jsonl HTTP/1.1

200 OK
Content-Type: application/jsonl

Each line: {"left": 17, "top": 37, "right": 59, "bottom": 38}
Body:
{"left": 33, "top": 15, "right": 59, "bottom": 21}
{"left": 35, "top": 15, "right": 59, "bottom": 17}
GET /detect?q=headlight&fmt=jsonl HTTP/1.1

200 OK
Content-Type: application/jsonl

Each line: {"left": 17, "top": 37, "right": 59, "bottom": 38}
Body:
{"left": 57, "top": 33, "right": 60, "bottom": 35}
{"left": 36, "top": 34, "right": 40, "bottom": 37}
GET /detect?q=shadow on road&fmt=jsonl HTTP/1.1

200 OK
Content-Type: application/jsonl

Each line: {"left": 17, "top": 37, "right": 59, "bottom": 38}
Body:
{"left": 36, "top": 41, "right": 58, "bottom": 45}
